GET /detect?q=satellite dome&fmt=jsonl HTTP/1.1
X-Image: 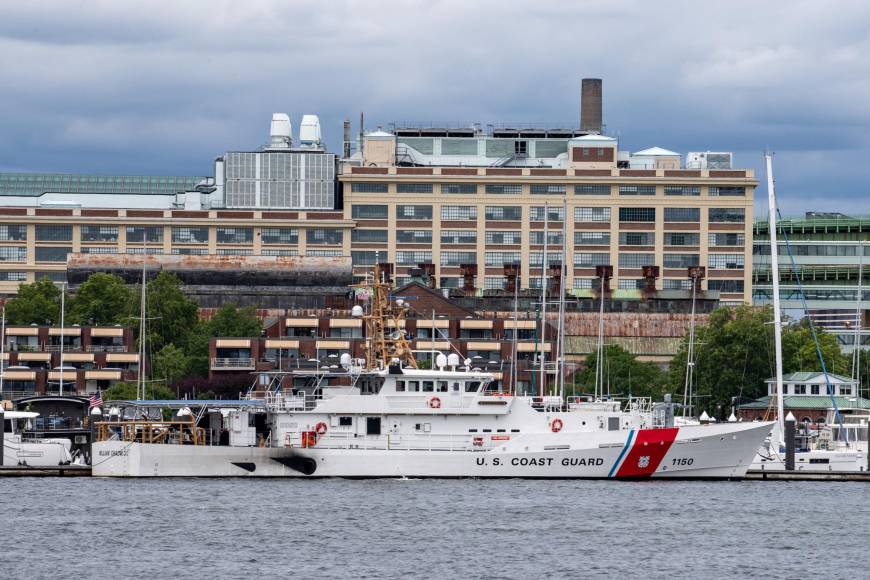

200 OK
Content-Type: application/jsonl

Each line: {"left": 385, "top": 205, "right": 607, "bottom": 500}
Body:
{"left": 447, "top": 353, "right": 460, "bottom": 367}
{"left": 435, "top": 354, "right": 447, "bottom": 369}
{"left": 351, "top": 305, "right": 364, "bottom": 317}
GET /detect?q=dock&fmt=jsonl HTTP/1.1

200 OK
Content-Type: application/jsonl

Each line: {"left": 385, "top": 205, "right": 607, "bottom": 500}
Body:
{"left": 0, "top": 465, "right": 91, "bottom": 477}
{"left": 746, "top": 469, "right": 870, "bottom": 481}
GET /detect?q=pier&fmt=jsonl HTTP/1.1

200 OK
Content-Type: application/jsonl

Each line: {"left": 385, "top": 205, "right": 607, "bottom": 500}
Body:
{"left": 0, "top": 465, "right": 91, "bottom": 477}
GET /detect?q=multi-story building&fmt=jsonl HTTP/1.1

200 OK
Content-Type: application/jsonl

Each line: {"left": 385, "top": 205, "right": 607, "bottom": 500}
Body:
{"left": 753, "top": 212, "right": 870, "bottom": 351}
{"left": 0, "top": 82, "right": 754, "bottom": 306}
{"left": 0, "top": 324, "right": 140, "bottom": 399}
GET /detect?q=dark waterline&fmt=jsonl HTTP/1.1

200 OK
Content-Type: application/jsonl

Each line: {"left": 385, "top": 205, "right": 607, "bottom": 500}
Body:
{"left": 4, "top": 479, "right": 868, "bottom": 579}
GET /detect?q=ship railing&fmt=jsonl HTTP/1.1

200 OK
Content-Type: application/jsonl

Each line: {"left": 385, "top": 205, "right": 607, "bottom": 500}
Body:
{"left": 259, "top": 391, "right": 317, "bottom": 412}
{"left": 293, "top": 431, "right": 505, "bottom": 452}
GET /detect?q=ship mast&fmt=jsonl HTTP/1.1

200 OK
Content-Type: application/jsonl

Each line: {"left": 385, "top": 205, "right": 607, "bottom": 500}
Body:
{"left": 538, "top": 203, "right": 549, "bottom": 397}
{"left": 766, "top": 153, "right": 786, "bottom": 442}
{"left": 361, "top": 264, "right": 417, "bottom": 370}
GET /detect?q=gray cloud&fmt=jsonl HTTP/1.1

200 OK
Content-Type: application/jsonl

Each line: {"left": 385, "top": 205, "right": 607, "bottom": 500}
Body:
{"left": 1, "top": 0, "right": 868, "bottom": 216}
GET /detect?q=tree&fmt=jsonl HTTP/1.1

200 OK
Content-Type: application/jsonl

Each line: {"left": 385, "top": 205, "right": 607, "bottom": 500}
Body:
{"left": 666, "top": 305, "right": 852, "bottom": 418}
{"left": 152, "top": 344, "right": 190, "bottom": 393}
{"left": 136, "top": 272, "right": 199, "bottom": 352}
{"left": 575, "top": 344, "right": 667, "bottom": 399}
{"left": 67, "top": 273, "right": 133, "bottom": 325}
{"left": 185, "top": 305, "right": 263, "bottom": 377}
{"left": 5, "top": 278, "right": 62, "bottom": 325}
{"left": 102, "top": 380, "right": 175, "bottom": 401}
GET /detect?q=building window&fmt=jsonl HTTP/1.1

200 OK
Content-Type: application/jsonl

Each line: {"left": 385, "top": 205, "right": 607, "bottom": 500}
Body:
{"left": 216, "top": 227, "right": 254, "bottom": 244}
{"left": 708, "top": 253, "right": 745, "bottom": 269}
{"left": 216, "top": 248, "right": 253, "bottom": 256}
{"left": 171, "top": 227, "right": 208, "bottom": 244}
{"left": 664, "top": 233, "right": 700, "bottom": 246}
{"left": 618, "top": 279, "right": 644, "bottom": 289}
{"left": 707, "top": 279, "right": 745, "bottom": 292}
{"left": 618, "top": 253, "right": 655, "bottom": 268}
{"left": 484, "top": 251, "right": 521, "bottom": 266}
{"left": 441, "top": 206, "right": 477, "bottom": 221}
{"left": 261, "top": 248, "right": 298, "bottom": 257}
{"left": 351, "top": 229, "right": 388, "bottom": 244}
{"left": 529, "top": 231, "right": 563, "bottom": 246}
{"left": 0, "top": 246, "right": 27, "bottom": 262}
{"left": 80, "top": 247, "right": 118, "bottom": 254}
{"left": 618, "top": 207, "right": 655, "bottom": 222}
{"left": 663, "top": 254, "right": 699, "bottom": 268}
{"left": 573, "top": 278, "right": 594, "bottom": 289}
{"left": 126, "top": 226, "right": 163, "bottom": 243}
{"left": 484, "top": 277, "right": 506, "bottom": 290}
{"left": 35, "top": 225, "right": 72, "bottom": 242}
{"left": 442, "top": 230, "right": 477, "bottom": 245}
{"left": 664, "top": 207, "right": 700, "bottom": 222}
{"left": 619, "top": 232, "right": 655, "bottom": 246}
{"left": 397, "top": 205, "right": 433, "bottom": 220}
{"left": 530, "top": 184, "right": 566, "bottom": 195}
{"left": 0, "top": 225, "right": 26, "bottom": 241}
{"left": 440, "top": 277, "right": 460, "bottom": 288}
{"left": 306, "top": 249, "right": 343, "bottom": 257}
{"left": 352, "top": 250, "right": 388, "bottom": 266}
{"left": 574, "top": 184, "right": 611, "bottom": 196}
{"left": 710, "top": 186, "right": 745, "bottom": 197}
{"left": 306, "top": 228, "right": 343, "bottom": 245}
{"left": 708, "top": 233, "right": 745, "bottom": 246}
{"left": 485, "top": 184, "right": 522, "bottom": 195}
{"left": 262, "top": 227, "right": 299, "bottom": 245}
{"left": 619, "top": 185, "right": 656, "bottom": 196}
{"left": 485, "top": 206, "right": 521, "bottom": 221}
{"left": 35, "top": 246, "right": 71, "bottom": 262}
{"left": 396, "top": 230, "right": 432, "bottom": 244}
{"left": 351, "top": 205, "right": 388, "bottom": 219}
{"left": 530, "top": 206, "right": 564, "bottom": 222}
{"left": 573, "top": 253, "right": 610, "bottom": 268}
{"left": 709, "top": 208, "right": 745, "bottom": 223}
{"left": 442, "top": 183, "right": 478, "bottom": 194}
{"left": 36, "top": 271, "right": 66, "bottom": 282}
{"left": 350, "top": 183, "right": 388, "bottom": 193}
{"left": 126, "top": 247, "right": 164, "bottom": 255}
{"left": 530, "top": 251, "right": 563, "bottom": 266}
{"left": 396, "top": 183, "right": 433, "bottom": 194}
{"left": 485, "top": 231, "right": 521, "bottom": 245}
{"left": 0, "top": 271, "right": 26, "bottom": 281}
{"left": 79, "top": 225, "right": 119, "bottom": 242}
{"left": 664, "top": 185, "right": 700, "bottom": 196}
{"left": 172, "top": 248, "right": 209, "bottom": 255}
{"left": 396, "top": 251, "right": 432, "bottom": 265}
{"left": 574, "top": 232, "right": 610, "bottom": 246}
{"left": 575, "top": 207, "right": 610, "bottom": 222}
{"left": 441, "top": 251, "right": 476, "bottom": 266}
{"left": 663, "top": 279, "right": 692, "bottom": 290}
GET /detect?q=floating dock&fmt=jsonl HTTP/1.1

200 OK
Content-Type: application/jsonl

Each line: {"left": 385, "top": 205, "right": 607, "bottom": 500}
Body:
{"left": 0, "top": 465, "right": 91, "bottom": 477}
{"left": 746, "top": 469, "right": 870, "bottom": 481}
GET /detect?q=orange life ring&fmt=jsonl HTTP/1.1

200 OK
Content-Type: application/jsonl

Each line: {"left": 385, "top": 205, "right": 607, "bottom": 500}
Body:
{"left": 428, "top": 396, "right": 442, "bottom": 409}
{"left": 315, "top": 422, "right": 328, "bottom": 435}
{"left": 550, "top": 418, "right": 564, "bottom": 433}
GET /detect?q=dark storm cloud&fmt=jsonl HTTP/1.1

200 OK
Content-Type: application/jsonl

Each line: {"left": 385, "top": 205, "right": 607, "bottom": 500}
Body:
{"left": 1, "top": 0, "right": 868, "bottom": 215}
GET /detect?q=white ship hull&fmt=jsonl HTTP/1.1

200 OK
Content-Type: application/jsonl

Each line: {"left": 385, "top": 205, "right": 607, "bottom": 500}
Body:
{"left": 93, "top": 421, "right": 772, "bottom": 479}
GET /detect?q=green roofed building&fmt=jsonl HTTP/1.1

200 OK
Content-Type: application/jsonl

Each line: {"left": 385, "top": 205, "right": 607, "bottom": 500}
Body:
{"left": 0, "top": 173, "right": 207, "bottom": 206}
{"left": 737, "top": 371, "right": 868, "bottom": 422}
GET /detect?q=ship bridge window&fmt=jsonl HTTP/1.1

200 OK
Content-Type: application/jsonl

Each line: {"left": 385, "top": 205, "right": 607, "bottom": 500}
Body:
{"left": 437, "top": 380, "right": 448, "bottom": 393}
{"left": 406, "top": 380, "right": 420, "bottom": 392}
{"left": 452, "top": 382, "right": 461, "bottom": 392}
{"left": 465, "top": 381, "right": 481, "bottom": 393}
{"left": 396, "top": 380, "right": 405, "bottom": 392}
{"left": 422, "top": 381, "right": 434, "bottom": 392}
{"left": 339, "top": 416, "right": 353, "bottom": 427}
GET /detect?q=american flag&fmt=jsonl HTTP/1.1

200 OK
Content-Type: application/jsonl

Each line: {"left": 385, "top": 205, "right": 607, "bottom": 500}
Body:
{"left": 89, "top": 390, "right": 103, "bottom": 408}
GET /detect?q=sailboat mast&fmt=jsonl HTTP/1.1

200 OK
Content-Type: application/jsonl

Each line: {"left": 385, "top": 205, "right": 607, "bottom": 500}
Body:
{"left": 682, "top": 277, "right": 697, "bottom": 417}
{"left": 766, "top": 153, "right": 786, "bottom": 440}
{"left": 0, "top": 307, "right": 5, "bottom": 394}
{"left": 138, "top": 235, "right": 147, "bottom": 400}
{"left": 557, "top": 199, "right": 567, "bottom": 401}
{"left": 538, "top": 203, "right": 549, "bottom": 397}
{"left": 59, "top": 282, "right": 65, "bottom": 397}
{"left": 510, "top": 267, "right": 519, "bottom": 395}
{"left": 595, "top": 269, "right": 605, "bottom": 400}
{"left": 853, "top": 240, "right": 863, "bottom": 395}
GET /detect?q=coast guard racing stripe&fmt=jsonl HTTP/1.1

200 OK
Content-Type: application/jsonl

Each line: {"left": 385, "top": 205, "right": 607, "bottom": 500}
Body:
{"left": 613, "top": 428, "right": 679, "bottom": 478}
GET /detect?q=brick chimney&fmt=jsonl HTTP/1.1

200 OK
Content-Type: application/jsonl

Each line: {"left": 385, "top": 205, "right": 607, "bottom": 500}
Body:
{"left": 642, "top": 265, "right": 660, "bottom": 293}
{"left": 460, "top": 264, "right": 477, "bottom": 292}
{"left": 688, "top": 266, "right": 706, "bottom": 293}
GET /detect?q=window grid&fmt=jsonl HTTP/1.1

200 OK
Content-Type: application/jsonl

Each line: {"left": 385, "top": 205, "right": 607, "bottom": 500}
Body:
{"left": 618, "top": 279, "right": 645, "bottom": 290}
{"left": 663, "top": 253, "right": 700, "bottom": 268}
{"left": 574, "top": 184, "right": 611, "bottom": 196}
{"left": 351, "top": 229, "right": 389, "bottom": 244}
{"left": 618, "top": 253, "right": 655, "bottom": 268}
{"left": 664, "top": 233, "right": 700, "bottom": 246}
{"left": 708, "top": 279, "right": 745, "bottom": 292}
{"left": 664, "top": 207, "right": 700, "bottom": 222}
{"left": 81, "top": 225, "right": 119, "bottom": 243}
{"left": 216, "top": 227, "right": 254, "bottom": 244}
{"left": 171, "top": 227, "right": 208, "bottom": 244}
{"left": 350, "top": 183, "right": 388, "bottom": 193}
{"left": 126, "top": 226, "right": 164, "bottom": 243}
{"left": 35, "top": 225, "right": 72, "bottom": 242}
{"left": 530, "top": 184, "right": 566, "bottom": 195}
{"left": 79, "top": 247, "right": 118, "bottom": 254}
{"left": 710, "top": 186, "right": 745, "bottom": 197}
{"left": 440, "top": 251, "right": 477, "bottom": 266}
{"left": 664, "top": 185, "right": 700, "bottom": 196}
{"left": 485, "top": 231, "right": 522, "bottom": 245}
{"left": 709, "top": 208, "right": 745, "bottom": 223}
{"left": 663, "top": 279, "right": 693, "bottom": 290}
{"left": 397, "top": 205, "right": 433, "bottom": 220}
{"left": 352, "top": 250, "right": 389, "bottom": 266}
{"left": 216, "top": 248, "right": 254, "bottom": 256}
{"left": 574, "top": 232, "right": 610, "bottom": 245}
{"left": 396, "top": 230, "right": 432, "bottom": 244}
{"left": 441, "top": 206, "right": 477, "bottom": 221}
{"left": 172, "top": 248, "right": 209, "bottom": 255}
{"left": 396, "top": 183, "right": 433, "bottom": 194}
{"left": 351, "top": 205, "right": 388, "bottom": 219}
{"left": 618, "top": 207, "right": 655, "bottom": 222}
{"left": 573, "top": 278, "right": 594, "bottom": 289}
{"left": 441, "top": 230, "right": 477, "bottom": 245}
{"left": 484, "top": 251, "right": 521, "bottom": 266}
{"left": 306, "top": 228, "right": 343, "bottom": 245}
{"left": 619, "top": 185, "right": 656, "bottom": 196}
{"left": 0, "top": 272, "right": 26, "bottom": 281}
{"left": 574, "top": 207, "right": 610, "bottom": 222}
{"left": 397, "top": 250, "right": 433, "bottom": 265}
{"left": 262, "top": 227, "right": 299, "bottom": 245}
{"left": 485, "top": 184, "right": 522, "bottom": 195}
{"left": 306, "top": 249, "right": 343, "bottom": 257}
{"left": 529, "top": 231, "right": 564, "bottom": 245}
{"left": 708, "top": 253, "right": 745, "bottom": 269}
{"left": 485, "top": 206, "right": 522, "bottom": 221}
{"left": 442, "top": 183, "right": 478, "bottom": 194}
{"left": 530, "top": 251, "right": 564, "bottom": 266}
{"left": 0, "top": 246, "right": 27, "bottom": 262}
{"left": 484, "top": 277, "right": 506, "bottom": 290}
{"left": 619, "top": 232, "right": 655, "bottom": 246}
{"left": 708, "top": 233, "right": 745, "bottom": 246}
{"left": 530, "top": 206, "right": 565, "bottom": 222}
{"left": 572, "top": 253, "right": 611, "bottom": 268}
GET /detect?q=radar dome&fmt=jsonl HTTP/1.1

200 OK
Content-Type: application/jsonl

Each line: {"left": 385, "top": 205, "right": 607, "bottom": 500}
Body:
{"left": 435, "top": 354, "right": 447, "bottom": 369}
{"left": 351, "top": 305, "right": 364, "bottom": 317}
{"left": 340, "top": 353, "right": 352, "bottom": 367}
{"left": 447, "top": 353, "right": 460, "bottom": 367}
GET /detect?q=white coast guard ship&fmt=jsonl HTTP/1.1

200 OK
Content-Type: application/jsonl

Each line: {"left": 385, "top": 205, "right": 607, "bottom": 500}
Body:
{"left": 92, "top": 268, "right": 772, "bottom": 479}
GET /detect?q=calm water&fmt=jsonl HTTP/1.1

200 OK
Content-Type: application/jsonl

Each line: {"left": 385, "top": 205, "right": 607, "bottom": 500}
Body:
{"left": 3, "top": 478, "right": 868, "bottom": 579}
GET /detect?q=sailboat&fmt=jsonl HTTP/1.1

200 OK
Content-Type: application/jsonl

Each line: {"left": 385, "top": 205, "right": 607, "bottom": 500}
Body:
{"left": 751, "top": 153, "right": 868, "bottom": 472}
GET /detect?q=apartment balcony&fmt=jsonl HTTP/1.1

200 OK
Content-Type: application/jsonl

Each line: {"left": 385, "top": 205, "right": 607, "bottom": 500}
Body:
{"left": 210, "top": 357, "right": 256, "bottom": 371}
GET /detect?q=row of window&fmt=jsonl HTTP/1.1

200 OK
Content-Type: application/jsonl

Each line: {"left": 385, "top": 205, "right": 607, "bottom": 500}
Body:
{"left": 1, "top": 225, "right": 305, "bottom": 246}
{"left": 354, "top": 205, "right": 745, "bottom": 224}
{"left": 350, "top": 183, "right": 745, "bottom": 197}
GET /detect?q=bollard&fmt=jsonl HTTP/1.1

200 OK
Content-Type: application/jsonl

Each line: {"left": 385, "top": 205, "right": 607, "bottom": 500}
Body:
{"left": 785, "top": 412, "right": 796, "bottom": 471}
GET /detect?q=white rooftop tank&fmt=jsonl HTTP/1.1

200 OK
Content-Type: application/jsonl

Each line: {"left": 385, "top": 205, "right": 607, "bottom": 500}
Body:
{"left": 270, "top": 113, "right": 292, "bottom": 148}
{"left": 299, "top": 114, "right": 322, "bottom": 147}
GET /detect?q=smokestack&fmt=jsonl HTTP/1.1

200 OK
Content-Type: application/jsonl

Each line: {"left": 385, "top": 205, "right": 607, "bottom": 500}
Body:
{"left": 581, "top": 78, "right": 603, "bottom": 134}
{"left": 343, "top": 119, "right": 351, "bottom": 158}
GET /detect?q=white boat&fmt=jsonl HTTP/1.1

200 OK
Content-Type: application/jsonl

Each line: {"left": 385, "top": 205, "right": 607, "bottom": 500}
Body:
{"left": 2, "top": 411, "right": 73, "bottom": 467}
{"left": 92, "top": 266, "right": 773, "bottom": 478}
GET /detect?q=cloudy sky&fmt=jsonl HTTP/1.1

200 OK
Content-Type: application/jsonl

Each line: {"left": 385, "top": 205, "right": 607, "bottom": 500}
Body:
{"left": 1, "top": 0, "right": 868, "bottom": 216}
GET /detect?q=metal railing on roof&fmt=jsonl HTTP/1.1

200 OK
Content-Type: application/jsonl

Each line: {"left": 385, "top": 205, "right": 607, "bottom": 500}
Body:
{"left": 754, "top": 216, "right": 870, "bottom": 236}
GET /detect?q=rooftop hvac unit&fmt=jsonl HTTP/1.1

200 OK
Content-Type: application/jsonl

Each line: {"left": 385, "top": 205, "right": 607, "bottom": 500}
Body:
{"left": 299, "top": 115, "right": 322, "bottom": 147}
{"left": 686, "top": 151, "right": 732, "bottom": 170}
{"left": 270, "top": 113, "right": 292, "bottom": 148}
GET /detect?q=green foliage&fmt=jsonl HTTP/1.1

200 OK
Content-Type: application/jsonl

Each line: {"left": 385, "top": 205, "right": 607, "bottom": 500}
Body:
{"left": 152, "top": 344, "right": 190, "bottom": 388}
{"left": 102, "top": 380, "right": 175, "bottom": 401}
{"left": 137, "top": 272, "right": 199, "bottom": 352}
{"left": 666, "top": 305, "right": 852, "bottom": 417}
{"left": 575, "top": 344, "right": 667, "bottom": 399}
{"left": 5, "top": 278, "right": 62, "bottom": 325}
{"left": 67, "top": 273, "right": 133, "bottom": 325}
{"left": 185, "top": 305, "right": 262, "bottom": 378}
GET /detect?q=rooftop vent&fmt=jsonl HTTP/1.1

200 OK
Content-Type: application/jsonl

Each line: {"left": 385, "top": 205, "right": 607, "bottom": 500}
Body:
{"left": 270, "top": 113, "right": 292, "bottom": 149}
